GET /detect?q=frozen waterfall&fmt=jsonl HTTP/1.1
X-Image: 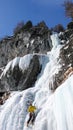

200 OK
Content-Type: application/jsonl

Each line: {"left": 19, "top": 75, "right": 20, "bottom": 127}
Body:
{"left": 0, "top": 34, "right": 73, "bottom": 130}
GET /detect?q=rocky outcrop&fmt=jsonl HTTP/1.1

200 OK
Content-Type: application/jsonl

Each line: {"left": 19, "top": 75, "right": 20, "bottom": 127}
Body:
{"left": 1, "top": 21, "right": 73, "bottom": 92}
{"left": 50, "top": 35, "right": 73, "bottom": 90}
{"left": 59, "top": 24, "right": 73, "bottom": 42}
{"left": 0, "top": 55, "right": 42, "bottom": 91}
{"left": 0, "top": 21, "right": 51, "bottom": 92}
{"left": 0, "top": 91, "right": 10, "bottom": 105}
{"left": 0, "top": 22, "right": 51, "bottom": 69}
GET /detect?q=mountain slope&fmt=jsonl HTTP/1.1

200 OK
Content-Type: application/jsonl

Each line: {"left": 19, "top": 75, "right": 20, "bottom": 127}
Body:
{"left": 0, "top": 31, "right": 73, "bottom": 130}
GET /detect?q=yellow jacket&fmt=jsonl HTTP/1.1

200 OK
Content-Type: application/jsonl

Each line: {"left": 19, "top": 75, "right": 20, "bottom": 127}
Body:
{"left": 28, "top": 105, "right": 36, "bottom": 113}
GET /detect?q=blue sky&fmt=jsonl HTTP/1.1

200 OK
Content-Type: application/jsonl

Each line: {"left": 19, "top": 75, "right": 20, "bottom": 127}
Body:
{"left": 0, "top": 0, "right": 72, "bottom": 38}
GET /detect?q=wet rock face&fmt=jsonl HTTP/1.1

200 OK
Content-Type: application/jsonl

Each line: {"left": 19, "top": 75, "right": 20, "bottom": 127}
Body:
{"left": 0, "top": 55, "right": 41, "bottom": 91}
{"left": 0, "top": 24, "right": 51, "bottom": 69}
{"left": 51, "top": 36, "right": 73, "bottom": 90}
{"left": 0, "top": 22, "right": 51, "bottom": 92}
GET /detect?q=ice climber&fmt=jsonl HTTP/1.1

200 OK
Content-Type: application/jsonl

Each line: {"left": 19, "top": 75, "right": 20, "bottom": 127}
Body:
{"left": 27, "top": 103, "right": 36, "bottom": 126}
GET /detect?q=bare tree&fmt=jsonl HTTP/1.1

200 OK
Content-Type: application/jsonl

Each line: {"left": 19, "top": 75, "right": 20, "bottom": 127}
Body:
{"left": 63, "top": 0, "right": 73, "bottom": 21}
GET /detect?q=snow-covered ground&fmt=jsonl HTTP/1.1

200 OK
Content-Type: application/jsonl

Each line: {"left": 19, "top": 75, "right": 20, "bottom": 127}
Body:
{"left": 0, "top": 34, "right": 73, "bottom": 130}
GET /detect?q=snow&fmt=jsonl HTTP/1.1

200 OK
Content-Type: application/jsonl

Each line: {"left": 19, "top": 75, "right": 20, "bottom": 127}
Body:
{"left": 61, "top": 40, "right": 65, "bottom": 44}
{"left": 64, "top": 45, "right": 69, "bottom": 50}
{"left": 30, "top": 39, "right": 34, "bottom": 45}
{"left": 66, "top": 40, "right": 69, "bottom": 44}
{"left": 59, "top": 32, "right": 64, "bottom": 36}
{"left": 26, "top": 43, "right": 29, "bottom": 48}
{"left": 68, "top": 64, "right": 72, "bottom": 67}
{"left": 0, "top": 33, "right": 73, "bottom": 130}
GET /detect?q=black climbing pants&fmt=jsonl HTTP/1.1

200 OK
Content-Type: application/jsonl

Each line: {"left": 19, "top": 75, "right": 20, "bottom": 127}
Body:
{"left": 27, "top": 112, "right": 35, "bottom": 124}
